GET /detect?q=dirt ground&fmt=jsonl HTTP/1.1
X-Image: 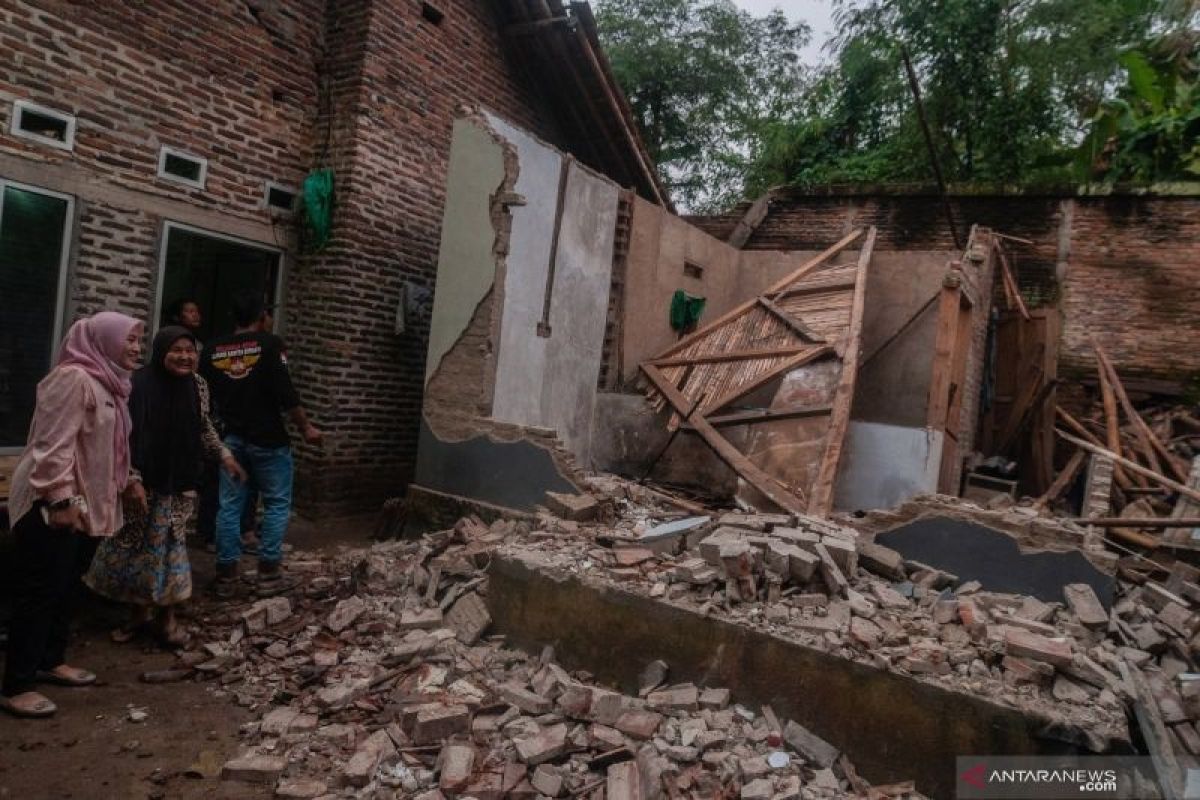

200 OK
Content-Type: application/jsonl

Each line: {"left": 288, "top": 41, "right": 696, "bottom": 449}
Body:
{"left": 0, "top": 513, "right": 375, "bottom": 800}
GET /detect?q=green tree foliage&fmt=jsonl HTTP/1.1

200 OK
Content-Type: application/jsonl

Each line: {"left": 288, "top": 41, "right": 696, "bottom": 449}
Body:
{"left": 1079, "top": 41, "right": 1200, "bottom": 180}
{"left": 594, "top": 0, "right": 809, "bottom": 210}
{"left": 746, "top": 0, "right": 1179, "bottom": 196}
{"left": 597, "top": 0, "right": 1198, "bottom": 207}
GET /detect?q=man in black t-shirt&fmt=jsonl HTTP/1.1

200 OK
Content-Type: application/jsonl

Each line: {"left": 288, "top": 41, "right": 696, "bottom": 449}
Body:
{"left": 201, "top": 290, "right": 321, "bottom": 597}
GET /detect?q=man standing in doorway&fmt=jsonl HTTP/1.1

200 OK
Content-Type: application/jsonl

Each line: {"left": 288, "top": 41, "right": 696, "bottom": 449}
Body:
{"left": 201, "top": 290, "right": 321, "bottom": 597}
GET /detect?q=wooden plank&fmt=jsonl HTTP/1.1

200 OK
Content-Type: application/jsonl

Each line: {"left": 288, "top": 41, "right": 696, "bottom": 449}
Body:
{"left": 1096, "top": 347, "right": 1137, "bottom": 487}
{"left": 994, "top": 243, "right": 1031, "bottom": 320}
{"left": 996, "top": 370, "right": 1053, "bottom": 456}
{"left": 809, "top": 226, "right": 876, "bottom": 516}
{"left": 757, "top": 297, "right": 826, "bottom": 343}
{"left": 1054, "top": 406, "right": 1135, "bottom": 494}
{"left": 1033, "top": 449, "right": 1087, "bottom": 510}
{"left": 1055, "top": 429, "right": 1200, "bottom": 506}
{"left": 773, "top": 277, "right": 858, "bottom": 300}
{"left": 651, "top": 345, "right": 805, "bottom": 368}
{"left": 652, "top": 229, "right": 863, "bottom": 361}
{"left": 925, "top": 275, "right": 963, "bottom": 431}
{"left": 641, "top": 363, "right": 806, "bottom": 514}
{"left": 695, "top": 404, "right": 833, "bottom": 428}
{"left": 1068, "top": 517, "right": 1200, "bottom": 528}
{"left": 1095, "top": 341, "right": 1189, "bottom": 482}
{"left": 726, "top": 188, "right": 775, "bottom": 249}
{"left": 700, "top": 346, "right": 834, "bottom": 416}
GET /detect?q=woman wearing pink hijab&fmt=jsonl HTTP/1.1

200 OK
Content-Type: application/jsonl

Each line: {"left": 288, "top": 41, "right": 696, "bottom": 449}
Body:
{"left": 2, "top": 310, "right": 143, "bottom": 718}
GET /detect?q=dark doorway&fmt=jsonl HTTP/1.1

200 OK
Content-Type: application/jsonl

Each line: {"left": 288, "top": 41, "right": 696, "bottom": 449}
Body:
{"left": 0, "top": 181, "right": 72, "bottom": 448}
{"left": 158, "top": 224, "right": 282, "bottom": 343}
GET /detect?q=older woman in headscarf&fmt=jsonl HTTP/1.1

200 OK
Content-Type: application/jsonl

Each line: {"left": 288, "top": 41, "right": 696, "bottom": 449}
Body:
{"left": 86, "top": 326, "right": 245, "bottom": 646}
{"left": 2, "top": 311, "right": 142, "bottom": 719}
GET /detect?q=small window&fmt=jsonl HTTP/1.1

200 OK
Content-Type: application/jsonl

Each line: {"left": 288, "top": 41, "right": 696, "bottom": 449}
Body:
{"left": 421, "top": 2, "right": 445, "bottom": 24}
{"left": 157, "top": 146, "right": 207, "bottom": 189}
{"left": 683, "top": 260, "right": 704, "bottom": 279}
{"left": 10, "top": 100, "right": 76, "bottom": 151}
{"left": 263, "top": 181, "right": 297, "bottom": 213}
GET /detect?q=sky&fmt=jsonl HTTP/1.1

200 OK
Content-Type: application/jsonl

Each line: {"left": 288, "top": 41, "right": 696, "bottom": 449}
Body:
{"left": 730, "top": 0, "right": 837, "bottom": 65}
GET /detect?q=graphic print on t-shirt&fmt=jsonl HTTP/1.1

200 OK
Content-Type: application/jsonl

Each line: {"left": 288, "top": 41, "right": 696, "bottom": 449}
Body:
{"left": 209, "top": 340, "right": 263, "bottom": 380}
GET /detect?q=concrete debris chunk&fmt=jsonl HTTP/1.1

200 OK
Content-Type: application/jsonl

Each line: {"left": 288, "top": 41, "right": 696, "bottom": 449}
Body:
{"left": 274, "top": 778, "right": 328, "bottom": 798}
{"left": 699, "top": 687, "right": 730, "bottom": 709}
{"left": 646, "top": 683, "right": 699, "bottom": 712}
{"left": 326, "top": 596, "right": 366, "bottom": 633}
{"left": 544, "top": 490, "right": 598, "bottom": 521}
{"left": 515, "top": 723, "right": 568, "bottom": 764}
{"left": 814, "top": 543, "right": 849, "bottom": 598}
{"left": 615, "top": 709, "right": 664, "bottom": 740}
{"left": 344, "top": 728, "right": 396, "bottom": 787}
{"left": 1063, "top": 584, "right": 1108, "bottom": 630}
{"left": 400, "top": 607, "right": 444, "bottom": 630}
{"left": 412, "top": 704, "right": 471, "bottom": 744}
{"left": 437, "top": 743, "right": 476, "bottom": 791}
{"left": 530, "top": 764, "right": 564, "bottom": 797}
{"left": 782, "top": 719, "right": 839, "bottom": 768}
{"left": 221, "top": 754, "right": 286, "bottom": 784}
{"left": 445, "top": 591, "right": 491, "bottom": 644}
{"left": 857, "top": 541, "right": 906, "bottom": 580}
{"left": 1004, "top": 628, "right": 1074, "bottom": 670}
{"left": 638, "top": 659, "right": 669, "bottom": 697}
{"left": 606, "top": 760, "right": 642, "bottom": 800}
{"left": 500, "top": 682, "right": 553, "bottom": 715}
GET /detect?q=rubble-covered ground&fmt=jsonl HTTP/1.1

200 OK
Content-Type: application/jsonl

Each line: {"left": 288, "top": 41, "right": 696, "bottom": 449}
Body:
{"left": 7, "top": 478, "right": 1195, "bottom": 799}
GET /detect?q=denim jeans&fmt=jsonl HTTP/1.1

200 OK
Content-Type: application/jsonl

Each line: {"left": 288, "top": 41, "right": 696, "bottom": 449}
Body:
{"left": 216, "top": 435, "right": 293, "bottom": 567}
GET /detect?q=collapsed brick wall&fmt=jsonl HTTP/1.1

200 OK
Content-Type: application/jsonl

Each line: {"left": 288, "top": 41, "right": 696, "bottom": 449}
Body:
{"left": 2, "top": 0, "right": 563, "bottom": 517}
{"left": 689, "top": 190, "right": 1200, "bottom": 383}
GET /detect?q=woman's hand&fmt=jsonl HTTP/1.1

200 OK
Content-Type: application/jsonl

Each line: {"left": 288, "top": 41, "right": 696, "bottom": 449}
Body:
{"left": 47, "top": 503, "right": 84, "bottom": 531}
{"left": 222, "top": 454, "right": 248, "bottom": 483}
{"left": 124, "top": 481, "right": 149, "bottom": 515}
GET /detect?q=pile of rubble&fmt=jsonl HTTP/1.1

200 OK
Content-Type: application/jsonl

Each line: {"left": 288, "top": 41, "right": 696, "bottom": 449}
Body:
{"left": 161, "top": 517, "right": 916, "bottom": 799}
{"left": 517, "top": 491, "right": 1129, "bottom": 749}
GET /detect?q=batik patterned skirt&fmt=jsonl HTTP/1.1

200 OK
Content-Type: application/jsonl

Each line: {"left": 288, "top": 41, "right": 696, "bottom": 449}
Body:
{"left": 85, "top": 492, "right": 194, "bottom": 606}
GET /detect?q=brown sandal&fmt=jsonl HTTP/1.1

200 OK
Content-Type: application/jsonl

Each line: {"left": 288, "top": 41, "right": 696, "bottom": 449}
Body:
{"left": 35, "top": 666, "right": 97, "bottom": 687}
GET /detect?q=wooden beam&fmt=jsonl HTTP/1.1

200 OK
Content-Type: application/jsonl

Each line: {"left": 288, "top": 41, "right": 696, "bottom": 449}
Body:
{"left": 1054, "top": 429, "right": 1200, "bottom": 506}
{"left": 726, "top": 188, "right": 776, "bottom": 249}
{"left": 650, "top": 229, "right": 863, "bottom": 362}
{"left": 994, "top": 363, "right": 1045, "bottom": 455}
{"left": 925, "top": 273, "right": 963, "bottom": 431}
{"left": 1094, "top": 341, "right": 1189, "bottom": 482}
{"left": 809, "top": 226, "right": 876, "bottom": 516}
{"left": 1033, "top": 449, "right": 1086, "bottom": 510}
{"left": 773, "top": 277, "right": 859, "bottom": 300}
{"left": 700, "top": 346, "right": 834, "bottom": 417}
{"left": 1055, "top": 406, "right": 1135, "bottom": 492}
{"left": 757, "top": 297, "right": 826, "bottom": 343}
{"left": 651, "top": 345, "right": 806, "bottom": 368}
{"left": 693, "top": 404, "right": 833, "bottom": 428}
{"left": 641, "top": 363, "right": 806, "bottom": 514}
{"left": 1097, "top": 351, "right": 1137, "bottom": 487}
{"left": 994, "top": 243, "right": 1031, "bottom": 320}
{"left": 1068, "top": 517, "right": 1200, "bottom": 528}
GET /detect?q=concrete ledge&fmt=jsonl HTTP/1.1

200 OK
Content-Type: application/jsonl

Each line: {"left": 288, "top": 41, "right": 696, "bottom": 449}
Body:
{"left": 487, "top": 551, "right": 1128, "bottom": 799}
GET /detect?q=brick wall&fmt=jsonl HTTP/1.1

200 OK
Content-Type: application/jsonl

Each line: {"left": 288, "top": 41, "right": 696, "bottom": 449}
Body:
{"left": 1, "top": 0, "right": 564, "bottom": 517}
{"left": 690, "top": 188, "right": 1200, "bottom": 383}
{"left": 282, "top": 0, "right": 559, "bottom": 516}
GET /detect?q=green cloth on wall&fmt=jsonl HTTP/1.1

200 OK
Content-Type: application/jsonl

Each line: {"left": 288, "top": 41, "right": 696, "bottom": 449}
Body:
{"left": 302, "top": 168, "right": 335, "bottom": 250}
{"left": 670, "top": 289, "right": 706, "bottom": 332}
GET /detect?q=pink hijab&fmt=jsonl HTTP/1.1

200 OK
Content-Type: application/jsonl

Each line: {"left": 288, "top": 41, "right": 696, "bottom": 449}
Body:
{"left": 57, "top": 311, "right": 141, "bottom": 492}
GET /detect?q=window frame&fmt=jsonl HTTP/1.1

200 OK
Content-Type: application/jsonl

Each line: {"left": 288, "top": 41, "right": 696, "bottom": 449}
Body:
{"left": 262, "top": 180, "right": 298, "bottom": 213}
{"left": 156, "top": 145, "right": 208, "bottom": 190}
{"left": 152, "top": 220, "right": 287, "bottom": 338}
{"left": 9, "top": 100, "right": 77, "bottom": 152}
{"left": 0, "top": 178, "right": 76, "bottom": 454}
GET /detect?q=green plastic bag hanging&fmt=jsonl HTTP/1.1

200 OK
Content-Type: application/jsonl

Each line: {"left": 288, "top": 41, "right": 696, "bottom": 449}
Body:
{"left": 669, "top": 289, "right": 706, "bottom": 332}
{"left": 302, "top": 168, "right": 335, "bottom": 251}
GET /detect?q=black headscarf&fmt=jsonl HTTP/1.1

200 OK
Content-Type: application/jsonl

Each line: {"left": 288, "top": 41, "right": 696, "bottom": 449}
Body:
{"left": 129, "top": 326, "right": 203, "bottom": 495}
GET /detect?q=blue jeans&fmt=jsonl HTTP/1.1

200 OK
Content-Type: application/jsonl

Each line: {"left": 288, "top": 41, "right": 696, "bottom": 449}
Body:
{"left": 216, "top": 435, "right": 293, "bottom": 567}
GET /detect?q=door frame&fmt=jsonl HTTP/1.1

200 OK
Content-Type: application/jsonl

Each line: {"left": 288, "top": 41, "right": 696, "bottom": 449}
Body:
{"left": 152, "top": 219, "right": 287, "bottom": 337}
{"left": 0, "top": 178, "right": 76, "bottom": 454}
